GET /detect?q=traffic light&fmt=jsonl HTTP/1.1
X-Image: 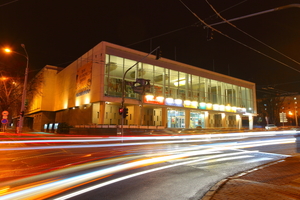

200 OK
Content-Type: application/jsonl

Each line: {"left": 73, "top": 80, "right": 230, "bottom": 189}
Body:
{"left": 122, "top": 107, "right": 128, "bottom": 118}
{"left": 119, "top": 108, "right": 123, "bottom": 115}
{"left": 156, "top": 48, "right": 162, "bottom": 60}
{"left": 20, "top": 111, "right": 24, "bottom": 117}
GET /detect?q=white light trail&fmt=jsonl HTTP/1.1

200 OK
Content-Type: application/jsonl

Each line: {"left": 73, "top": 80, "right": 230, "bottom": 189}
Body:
{"left": 0, "top": 134, "right": 296, "bottom": 151}
{"left": 53, "top": 151, "right": 265, "bottom": 200}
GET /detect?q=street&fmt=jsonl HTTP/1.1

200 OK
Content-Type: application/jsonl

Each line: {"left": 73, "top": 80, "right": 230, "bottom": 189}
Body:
{"left": 0, "top": 130, "right": 298, "bottom": 199}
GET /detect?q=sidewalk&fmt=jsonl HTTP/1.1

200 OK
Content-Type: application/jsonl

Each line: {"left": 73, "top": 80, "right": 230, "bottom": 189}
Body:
{"left": 202, "top": 155, "right": 300, "bottom": 200}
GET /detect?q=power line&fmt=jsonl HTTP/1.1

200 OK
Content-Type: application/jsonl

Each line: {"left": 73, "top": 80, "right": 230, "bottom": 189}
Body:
{"left": 0, "top": 0, "right": 18, "bottom": 8}
{"left": 179, "top": 0, "right": 300, "bottom": 74}
{"left": 126, "top": 1, "right": 247, "bottom": 47}
{"left": 205, "top": 0, "right": 300, "bottom": 68}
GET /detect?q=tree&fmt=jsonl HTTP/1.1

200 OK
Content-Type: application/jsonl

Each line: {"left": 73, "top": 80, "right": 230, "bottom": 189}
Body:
{"left": 0, "top": 57, "right": 25, "bottom": 117}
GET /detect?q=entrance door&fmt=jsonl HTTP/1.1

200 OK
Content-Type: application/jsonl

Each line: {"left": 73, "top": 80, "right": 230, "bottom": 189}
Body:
{"left": 167, "top": 109, "right": 185, "bottom": 128}
{"left": 214, "top": 114, "right": 222, "bottom": 127}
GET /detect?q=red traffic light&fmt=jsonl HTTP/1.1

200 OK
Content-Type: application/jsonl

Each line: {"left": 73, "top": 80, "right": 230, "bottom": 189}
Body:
{"left": 119, "top": 108, "right": 123, "bottom": 115}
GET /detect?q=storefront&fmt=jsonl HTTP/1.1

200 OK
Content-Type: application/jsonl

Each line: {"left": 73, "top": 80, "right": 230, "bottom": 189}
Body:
{"left": 26, "top": 41, "right": 257, "bottom": 131}
{"left": 190, "top": 111, "right": 205, "bottom": 128}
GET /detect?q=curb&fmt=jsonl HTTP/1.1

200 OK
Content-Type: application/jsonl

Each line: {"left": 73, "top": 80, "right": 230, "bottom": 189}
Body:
{"left": 200, "top": 158, "right": 287, "bottom": 200}
{"left": 201, "top": 179, "right": 229, "bottom": 200}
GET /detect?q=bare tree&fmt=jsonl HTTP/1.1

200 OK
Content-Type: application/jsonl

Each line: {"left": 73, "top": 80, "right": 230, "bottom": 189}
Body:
{"left": 0, "top": 58, "right": 25, "bottom": 117}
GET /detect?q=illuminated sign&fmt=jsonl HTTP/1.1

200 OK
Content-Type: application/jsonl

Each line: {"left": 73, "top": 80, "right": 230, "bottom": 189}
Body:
{"left": 199, "top": 102, "right": 206, "bottom": 109}
{"left": 144, "top": 95, "right": 164, "bottom": 105}
{"left": 165, "top": 98, "right": 183, "bottom": 107}
{"left": 184, "top": 100, "right": 198, "bottom": 108}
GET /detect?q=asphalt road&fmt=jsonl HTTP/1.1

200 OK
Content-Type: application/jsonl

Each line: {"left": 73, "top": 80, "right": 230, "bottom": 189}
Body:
{"left": 0, "top": 130, "right": 298, "bottom": 200}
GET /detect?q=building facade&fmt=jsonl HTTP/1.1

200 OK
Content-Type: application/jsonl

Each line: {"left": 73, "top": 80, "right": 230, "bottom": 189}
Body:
{"left": 25, "top": 41, "right": 257, "bottom": 131}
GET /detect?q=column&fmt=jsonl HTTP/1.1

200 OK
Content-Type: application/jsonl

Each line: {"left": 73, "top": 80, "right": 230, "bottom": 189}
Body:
{"left": 185, "top": 110, "right": 190, "bottom": 128}
{"left": 248, "top": 115, "right": 253, "bottom": 130}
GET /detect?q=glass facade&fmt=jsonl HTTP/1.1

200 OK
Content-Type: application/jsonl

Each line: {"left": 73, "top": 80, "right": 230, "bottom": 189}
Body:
{"left": 104, "top": 54, "right": 254, "bottom": 114}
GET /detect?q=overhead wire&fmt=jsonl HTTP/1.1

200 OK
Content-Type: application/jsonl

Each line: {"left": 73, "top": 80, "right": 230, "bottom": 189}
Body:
{"left": 179, "top": 0, "right": 300, "bottom": 74}
{"left": 205, "top": 0, "right": 300, "bottom": 70}
{"left": 126, "top": 1, "right": 247, "bottom": 47}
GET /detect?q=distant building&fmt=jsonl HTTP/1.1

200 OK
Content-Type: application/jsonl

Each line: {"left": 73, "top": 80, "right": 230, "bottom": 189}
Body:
{"left": 279, "top": 96, "right": 299, "bottom": 126}
{"left": 257, "top": 94, "right": 299, "bottom": 127}
{"left": 23, "top": 41, "right": 257, "bottom": 132}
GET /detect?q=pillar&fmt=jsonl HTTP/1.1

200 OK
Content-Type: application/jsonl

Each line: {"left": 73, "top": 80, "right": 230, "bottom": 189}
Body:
{"left": 248, "top": 115, "right": 253, "bottom": 130}
{"left": 185, "top": 110, "right": 190, "bottom": 128}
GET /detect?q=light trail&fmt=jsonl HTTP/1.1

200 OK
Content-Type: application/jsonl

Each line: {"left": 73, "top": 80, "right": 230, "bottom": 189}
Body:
{"left": 0, "top": 150, "right": 258, "bottom": 200}
{"left": 0, "top": 130, "right": 298, "bottom": 145}
{"left": 53, "top": 151, "right": 276, "bottom": 200}
{"left": 0, "top": 135, "right": 296, "bottom": 151}
{"left": 0, "top": 136, "right": 293, "bottom": 199}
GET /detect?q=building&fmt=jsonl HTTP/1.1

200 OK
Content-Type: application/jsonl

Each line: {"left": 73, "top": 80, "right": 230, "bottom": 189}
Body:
{"left": 25, "top": 41, "right": 257, "bottom": 132}
{"left": 256, "top": 92, "right": 299, "bottom": 127}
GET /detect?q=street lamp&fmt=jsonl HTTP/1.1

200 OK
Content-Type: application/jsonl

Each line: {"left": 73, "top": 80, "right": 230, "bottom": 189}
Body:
{"left": 3, "top": 44, "right": 29, "bottom": 133}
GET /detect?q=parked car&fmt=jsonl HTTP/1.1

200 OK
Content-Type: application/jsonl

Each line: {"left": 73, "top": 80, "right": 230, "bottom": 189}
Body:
{"left": 265, "top": 124, "right": 278, "bottom": 130}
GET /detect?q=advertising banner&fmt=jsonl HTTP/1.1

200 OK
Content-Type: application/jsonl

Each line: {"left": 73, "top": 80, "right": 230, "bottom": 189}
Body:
{"left": 76, "top": 62, "right": 92, "bottom": 97}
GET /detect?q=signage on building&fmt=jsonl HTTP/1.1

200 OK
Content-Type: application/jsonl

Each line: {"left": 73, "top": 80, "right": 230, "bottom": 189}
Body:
{"left": 236, "top": 108, "right": 246, "bottom": 114}
{"left": 183, "top": 101, "right": 198, "bottom": 108}
{"left": 144, "top": 95, "right": 164, "bottom": 105}
{"left": 76, "top": 62, "right": 92, "bottom": 97}
{"left": 165, "top": 98, "right": 183, "bottom": 107}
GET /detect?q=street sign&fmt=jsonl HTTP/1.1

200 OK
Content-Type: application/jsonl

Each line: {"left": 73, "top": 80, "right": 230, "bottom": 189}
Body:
{"left": 280, "top": 112, "right": 287, "bottom": 123}
{"left": 1, "top": 119, "right": 8, "bottom": 124}
{"left": 2, "top": 115, "right": 8, "bottom": 119}
{"left": 2, "top": 111, "right": 9, "bottom": 116}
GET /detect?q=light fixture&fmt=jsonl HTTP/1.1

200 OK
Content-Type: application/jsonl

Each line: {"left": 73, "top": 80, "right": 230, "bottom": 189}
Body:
{"left": 174, "top": 79, "right": 186, "bottom": 86}
{"left": 184, "top": 100, "right": 191, "bottom": 106}
{"left": 226, "top": 105, "right": 231, "bottom": 112}
{"left": 200, "top": 102, "right": 206, "bottom": 109}
{"left": 191, "top": 101, "right": 198, "bottom": 107}
{"left": 166, "top": 97, "right": 174, "bottom": 103}
{"left": 219, "top": 105, "right": 225, "bottom": 111}
{"left": 231, "top": 106, "right": 237, "bottom": 112}
{"left": 175, "top": 99, "right": 182, "bottom": 105}
{"left": 213, "top": 104, "right": 219, "bottom": 110}
{"left": 206, "top": 103, "right": 212, "bottom": 110}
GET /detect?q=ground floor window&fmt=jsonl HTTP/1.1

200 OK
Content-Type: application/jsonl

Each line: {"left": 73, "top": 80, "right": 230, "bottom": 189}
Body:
{"left": 190, "top": 111, "right": 205, "bottom": 128}
{"left": 167, "top": 109, "right": 185, "bottom": 128}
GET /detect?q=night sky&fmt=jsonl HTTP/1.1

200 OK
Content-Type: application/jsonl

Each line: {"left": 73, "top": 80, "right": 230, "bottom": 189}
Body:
{"left": 1, "top": 0, "right": 300, "bottom": 95}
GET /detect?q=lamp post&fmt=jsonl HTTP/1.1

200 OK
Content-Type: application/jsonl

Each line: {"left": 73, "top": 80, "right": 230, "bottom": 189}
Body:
{"left": 4, "top": 44, "right": 29, "bottom": 133}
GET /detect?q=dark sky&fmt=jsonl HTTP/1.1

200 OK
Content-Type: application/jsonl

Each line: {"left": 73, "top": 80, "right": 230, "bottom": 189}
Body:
{"left": 1, "top": 0, "right": 300, "bottom": 94}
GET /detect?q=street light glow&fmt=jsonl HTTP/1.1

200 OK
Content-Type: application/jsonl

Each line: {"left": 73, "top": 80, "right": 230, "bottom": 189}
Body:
{"left": 4, "top": 48, "right": 11, "bottom": 53}
{"left": 0, "top": 77, "right": 8, "bottom": 81}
